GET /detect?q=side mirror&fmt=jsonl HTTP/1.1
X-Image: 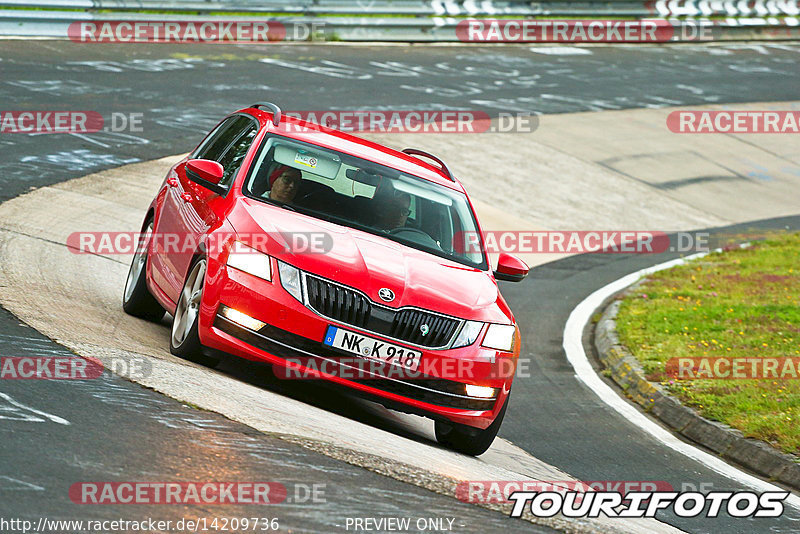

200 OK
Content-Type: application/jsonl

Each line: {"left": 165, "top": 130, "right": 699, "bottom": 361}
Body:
{"left": 494, "top": 253, "right": 529, "bottom": 282}
{"left": 186, "top": 159, "right": 225, "bottom": 193}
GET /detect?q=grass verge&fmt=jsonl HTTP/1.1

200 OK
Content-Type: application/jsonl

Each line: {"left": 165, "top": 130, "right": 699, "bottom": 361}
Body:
{"left": 616, "top": 232, "right": 800, "bottom": 455}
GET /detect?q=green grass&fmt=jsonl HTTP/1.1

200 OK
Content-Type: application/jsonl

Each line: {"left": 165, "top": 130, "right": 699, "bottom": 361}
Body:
{"left": 616, "top": 232, "right": 800, "bottom": 455}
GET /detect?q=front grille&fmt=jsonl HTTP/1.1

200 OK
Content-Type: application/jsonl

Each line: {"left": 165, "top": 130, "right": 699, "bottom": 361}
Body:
{"left": 390, "top": 309, "right": 460, "bottom": 348}
{"left": 304, "top": 274, "right": 461, "bottom": 348}
{"left": 306, "top": 275, "right": 371, "bottom": 328}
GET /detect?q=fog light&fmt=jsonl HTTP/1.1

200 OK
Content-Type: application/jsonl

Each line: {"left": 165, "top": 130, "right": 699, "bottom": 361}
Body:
{"left": 465, "top": 384, "right": 497, "bottom": 399}
{"left": 220, "top": 305, "right": 265, "bottom": 331}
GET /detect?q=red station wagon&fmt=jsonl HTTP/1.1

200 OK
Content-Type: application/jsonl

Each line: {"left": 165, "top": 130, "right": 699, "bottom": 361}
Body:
{"left": 123, "top": 102, "right": 529, "bottom": 455}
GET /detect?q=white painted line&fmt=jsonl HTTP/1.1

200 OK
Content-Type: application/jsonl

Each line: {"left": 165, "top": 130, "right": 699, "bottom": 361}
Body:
{"left": 562, "top": 252, "right": 800, "bottom": 509}
{"left": 0, "top": 392, "right": 70, "bottom": 425}
{"left": 0, "top": 475, "right": 45, "bottom": 491}
{"left": 529, "top": 46, "right": 593, "bottom": 56}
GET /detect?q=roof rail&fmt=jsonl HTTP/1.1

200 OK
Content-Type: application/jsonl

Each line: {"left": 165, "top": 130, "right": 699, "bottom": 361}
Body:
{"left": 250, "top": 102, "right": 282, "bottom": 126}
{"left": 401, "top": 148, "right": 454, "bottom": 182}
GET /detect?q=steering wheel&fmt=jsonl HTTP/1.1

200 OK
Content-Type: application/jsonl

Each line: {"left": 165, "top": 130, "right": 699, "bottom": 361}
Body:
{"left": 297, "top": 190, "right": 325, "bottom": 204}
{"left": 389, "top": 227, "right": 427, "bottom": 237}
{"left": 388, "top": 227, "right": 442, "bottom": 249}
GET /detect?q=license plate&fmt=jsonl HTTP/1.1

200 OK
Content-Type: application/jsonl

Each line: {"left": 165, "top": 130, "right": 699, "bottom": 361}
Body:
{"left": 322, "top": 325, "right": 421, "bottom": 372}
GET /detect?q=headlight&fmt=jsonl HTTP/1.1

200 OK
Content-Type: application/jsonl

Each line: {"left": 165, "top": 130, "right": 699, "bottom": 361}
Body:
{"left": 278, "top": 260, "right": 303, "bottom": 302}
{"left": 482, "top": 324, "right": 516, "bottom": 352}
{"left": 227, "top": 241, "right": 272, "bottom": 281}
{"left": 451, "top": 321, "right": 483, "bottom": 348}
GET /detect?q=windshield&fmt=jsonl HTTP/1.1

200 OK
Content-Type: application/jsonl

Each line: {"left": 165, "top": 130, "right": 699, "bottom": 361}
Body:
{"left": 242, "top": 135, "right": 487, "bottom": 270}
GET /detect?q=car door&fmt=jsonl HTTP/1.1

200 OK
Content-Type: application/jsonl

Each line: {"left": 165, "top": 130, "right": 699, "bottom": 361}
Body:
{"left": 152, "top": 115, "right": 258, "bottom": 305}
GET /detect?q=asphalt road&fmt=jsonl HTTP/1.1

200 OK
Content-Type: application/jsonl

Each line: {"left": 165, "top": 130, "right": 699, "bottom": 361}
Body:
{"left": 0, "top": 305, "right": 550, "bottom": 534}
{"left": 1, "top": 40, "right": 799, "bottom": 533}
{"left": 501, "top": 218, "right": 800, "bottom": 534}
{"left": 2, "top": 41, "right": 800, "bottom": 203}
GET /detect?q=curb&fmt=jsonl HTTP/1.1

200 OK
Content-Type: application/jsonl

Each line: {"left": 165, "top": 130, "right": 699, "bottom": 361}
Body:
{"left": 594, "top": 298, "right": 800, "bottom": 492}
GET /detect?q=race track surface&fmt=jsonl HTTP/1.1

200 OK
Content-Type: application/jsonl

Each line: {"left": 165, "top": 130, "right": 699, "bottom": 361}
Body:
{"left": 0, "top": 305, "right": 552, "bottom": 534}
{"left": 1, "top": 41, "right": 799, "bottom": 534}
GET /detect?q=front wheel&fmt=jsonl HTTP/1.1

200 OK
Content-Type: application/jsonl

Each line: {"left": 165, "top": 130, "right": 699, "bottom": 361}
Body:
{"left": 122, "top": 220, "right": 165, "bottom": 322}
{"left": 435, "top": 395, "right": 508, "bottom": 456}
{"left": 170, "top": 257, "right": 220, "bottom": 367}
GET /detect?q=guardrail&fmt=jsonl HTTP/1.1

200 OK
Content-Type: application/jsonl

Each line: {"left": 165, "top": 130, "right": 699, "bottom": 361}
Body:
{"left": 0, "top": 0, "right": 798, "bottom": 41}
{"left": 0, "top": 0, "right": 548, "bottom": 16}
{"left": 2, "top": 0, "right": 799, "bottom": 18}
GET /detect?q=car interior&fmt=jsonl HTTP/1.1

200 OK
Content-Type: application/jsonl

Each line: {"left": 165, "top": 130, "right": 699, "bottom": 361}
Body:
{"left": 245, "top": 141, "right": 460, "bottom": 257}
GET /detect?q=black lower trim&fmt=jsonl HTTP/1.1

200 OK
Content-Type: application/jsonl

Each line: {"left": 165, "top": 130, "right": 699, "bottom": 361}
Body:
{"left": 214, "top": 315, "right": 495, "bottom": 412}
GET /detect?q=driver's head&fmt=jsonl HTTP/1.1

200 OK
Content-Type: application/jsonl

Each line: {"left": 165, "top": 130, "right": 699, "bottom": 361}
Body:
{"left": 268, "top": 166, "right": 301, "bottom": 203}
{"left": 378, "top": 192, "right": 411, "bottom": 230}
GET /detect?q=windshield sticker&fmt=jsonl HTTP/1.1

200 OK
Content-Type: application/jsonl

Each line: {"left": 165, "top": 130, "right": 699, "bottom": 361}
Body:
{"left": 294, "top": 152, "right": 318, "bottom": 169}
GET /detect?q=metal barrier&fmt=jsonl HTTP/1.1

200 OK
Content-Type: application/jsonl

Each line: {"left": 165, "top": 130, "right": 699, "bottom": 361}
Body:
{"left": 1, "top": 0, "right": 798, "bottom": 18}
{"left": 0, "top": 0, "right": 798, "bottom": 40}
{"left": 0, "top": 0, "right": 549, "bottom": 16}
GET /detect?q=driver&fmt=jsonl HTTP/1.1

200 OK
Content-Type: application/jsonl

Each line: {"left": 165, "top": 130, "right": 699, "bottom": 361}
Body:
{"left": 268, "top": 166, "right": 302, "bottom": 203}
{"left": 376, "top": 191, "right": 411, "bottom": 230}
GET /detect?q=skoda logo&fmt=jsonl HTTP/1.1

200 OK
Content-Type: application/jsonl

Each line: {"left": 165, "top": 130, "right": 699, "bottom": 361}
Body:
{"left": 378, "top": 288, "right": 395, "bottom": 302}
{"left": 420, "top": 324, "right": 430, "bottom": 337}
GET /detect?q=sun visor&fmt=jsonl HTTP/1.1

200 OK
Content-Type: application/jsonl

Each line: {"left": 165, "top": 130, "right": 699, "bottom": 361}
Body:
{"left": 273, "top": 143, "right": 341, "bottom": 180}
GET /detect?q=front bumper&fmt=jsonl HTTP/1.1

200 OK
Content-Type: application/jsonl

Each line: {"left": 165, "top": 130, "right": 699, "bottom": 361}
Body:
{"left": 199, "top": 260, "right": 516, "bottom": 429}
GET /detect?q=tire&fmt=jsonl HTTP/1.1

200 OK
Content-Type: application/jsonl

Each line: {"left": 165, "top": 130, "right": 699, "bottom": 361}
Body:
{"left": 435, "top": 395, "right": 508, "bottom": 456}
{"left": 169, "top": 256, "right": 220, "bottom": 367}
{"left": 122, "top": 219, "right": 166, "bottom": 322}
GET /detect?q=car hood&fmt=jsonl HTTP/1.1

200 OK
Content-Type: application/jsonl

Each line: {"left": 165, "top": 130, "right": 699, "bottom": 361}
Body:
{"left": 228, "top": 198, "right": 512, "bottom": 323}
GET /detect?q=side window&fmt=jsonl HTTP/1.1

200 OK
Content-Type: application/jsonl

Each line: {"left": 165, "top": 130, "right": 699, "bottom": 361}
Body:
{"left": 193, "top": 115, "right": 258, "bottom": 191}
{"left": 194, "top": 116, "right": 239, "bottom": 161}
{"left": 217, "top": 121, "right": 258, "bottom": 187}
